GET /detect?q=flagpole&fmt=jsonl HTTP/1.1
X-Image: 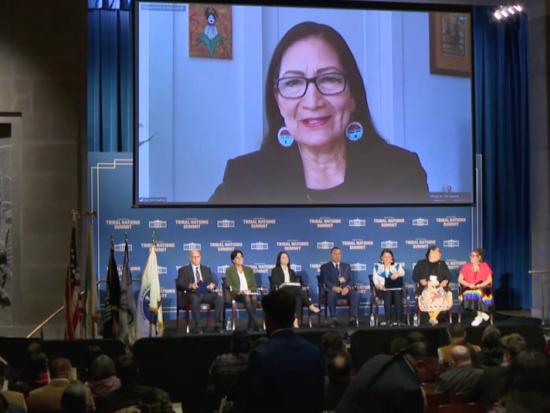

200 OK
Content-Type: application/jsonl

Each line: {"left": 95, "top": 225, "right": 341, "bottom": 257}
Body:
{"left": 86, "top": 210, "right": 97, "bottom": 339}
{"left": 149, "top": 231, "right": 156, "bottom": 338}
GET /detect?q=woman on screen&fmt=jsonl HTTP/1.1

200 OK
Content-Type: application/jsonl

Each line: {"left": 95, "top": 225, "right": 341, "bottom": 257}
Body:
{"left": 458, "top": 248, "right": 493, "bottom": 327}
{"left": 412, "top": 246, "right": 452, "bottom": 326}
{"left": 209, "top": 21, "right": 428, "bottom": 204}
{"left": 270, "top": 251, "right": 320, "bottom": 328}
{"left": 372, "top": 249, "right": 405, "bottom": 326}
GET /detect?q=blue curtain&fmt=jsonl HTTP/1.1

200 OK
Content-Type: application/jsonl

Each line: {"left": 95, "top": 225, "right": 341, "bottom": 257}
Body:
{"left": 88, "top": 0, "right": 133, "bottom": 151}
{"left": 474, "top": 7, "right": 530, "bottom": 309}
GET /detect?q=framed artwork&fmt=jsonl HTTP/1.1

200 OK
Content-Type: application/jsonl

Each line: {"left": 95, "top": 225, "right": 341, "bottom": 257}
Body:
{"left": 429, "top": 12, "right": 472, "bottom": 77}
{"left": 189, "top": 4, "right": 232, "bottom": 59}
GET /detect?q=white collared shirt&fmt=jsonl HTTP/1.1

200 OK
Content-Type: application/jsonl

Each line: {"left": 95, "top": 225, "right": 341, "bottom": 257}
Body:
{"left": 282, "top": 267, "right": 291, "bottom": 283}
{"left": 238, "top": 270, "right": 248, "bottom": 291}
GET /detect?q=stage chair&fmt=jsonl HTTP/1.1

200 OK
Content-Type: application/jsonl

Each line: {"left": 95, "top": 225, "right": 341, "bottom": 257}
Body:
{"left": 268, "top": 275, "right": 313, "bottom": 328}
{"left": 174, "top": 279, "right": 212, "bottom": 333}
{"left": 317, "top": 275, "right": 354, "bottom": 325}
{"left": 457, "top": 284, "right": 494, "bottom": 325}
{"left": 367, "top": 275, "right": 412, "bottom": 326}
{"left": 436, "top": 403, "right": 486, "bottom": 413}
{"left": 414, "top": 282, "right": 453, "bottom": 325}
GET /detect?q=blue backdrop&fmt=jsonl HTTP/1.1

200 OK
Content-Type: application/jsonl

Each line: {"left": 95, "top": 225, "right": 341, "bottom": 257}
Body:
{"left": 90, "top": 153, "right": 481, "bottom": 319}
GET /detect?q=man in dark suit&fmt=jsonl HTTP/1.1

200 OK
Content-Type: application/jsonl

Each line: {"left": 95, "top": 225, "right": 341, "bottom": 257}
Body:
{"left": 319, "top": 247, "right": 359, "bottom": 327}
{"left": 436, "top": 345, "right": 483, "bottom": 400}
{"left": 236, "top": 289, "right": 324, "bottom": 413}
{"left": 336, "top": 341, "right": 426, "bottom": 413}
{"left": 176, "top": 249, "right": 224, "bottom": 333}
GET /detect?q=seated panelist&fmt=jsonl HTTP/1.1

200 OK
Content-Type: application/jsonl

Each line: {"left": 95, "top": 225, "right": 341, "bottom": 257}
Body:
{"left": 319, "top": 246, "right": 359, "bottom": 327}
{"left": 225, "top": 250, "right": 261, "bottom": 331}
{"left": 270, "top": 251, "right": 320, "bottom": 328}
{"left": 176, "top": 249, "right": 224, "bottom": 333}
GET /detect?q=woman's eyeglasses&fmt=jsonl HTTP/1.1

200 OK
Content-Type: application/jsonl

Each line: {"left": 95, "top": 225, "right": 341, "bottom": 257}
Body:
{"left": 275, "top": 72, "right": 347, "bottom": 99}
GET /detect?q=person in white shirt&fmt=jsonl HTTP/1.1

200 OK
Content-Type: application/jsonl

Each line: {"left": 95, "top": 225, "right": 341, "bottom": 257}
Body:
{"left": 372, "top": 249, "right": 405, "bottom": 326}
{"left": 270, "top": 251, "right": 320, "bottom": 328}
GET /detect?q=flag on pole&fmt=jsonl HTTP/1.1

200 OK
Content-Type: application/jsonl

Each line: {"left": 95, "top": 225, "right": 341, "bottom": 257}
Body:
{"left": 103, "top": 246, "right": 121, "bottom": 338}
{"left": 137, "top": 245, "right": 163, "bottom": 338}
{"left": 83, "top": 219, "right": 100, "bottom": 338}
{"left": 119, "top": 238, "right": 137, "bottom": 345}
{"left": 64, "top": 226, "right": 81, "bottom": 340}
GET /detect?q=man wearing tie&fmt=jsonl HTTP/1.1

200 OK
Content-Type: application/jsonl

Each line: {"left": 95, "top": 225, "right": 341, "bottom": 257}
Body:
{"left": 177, "top": 249, "right": 224, "bottom": 333}
{"left": 319, "top": 246, "right": 359, "bottom": 327}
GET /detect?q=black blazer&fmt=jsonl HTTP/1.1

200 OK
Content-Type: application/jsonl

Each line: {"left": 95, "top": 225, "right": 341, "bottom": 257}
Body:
{"left": 270, "top": 266, "right": 298, "bottom": 288}
{"left": 209, "top": 138, "right": 428, "bottom": 204}
{"left": 236, "top": 329, "right": 325, "bottom": 413}
{"left": 176, "top": 264, "right": 218, "bottom": 292}
{"left": 412, "top": 259, "right": 451, "bottom": 284}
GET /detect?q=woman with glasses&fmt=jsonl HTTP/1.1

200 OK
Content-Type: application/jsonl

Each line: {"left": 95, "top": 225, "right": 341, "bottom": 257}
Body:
{"left": 209, "top": 22, "right": 428, "bottom": 203}
{"left": 458, "top": 248, "right": 493, "bottom": 326}
{"left": 372, "top": 249, "right": 405, "bottom": 326}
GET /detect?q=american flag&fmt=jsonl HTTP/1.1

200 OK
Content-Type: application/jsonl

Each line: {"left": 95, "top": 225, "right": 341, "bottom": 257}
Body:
{"left": 64, "top": 227, "right": 82, "bottom": 339}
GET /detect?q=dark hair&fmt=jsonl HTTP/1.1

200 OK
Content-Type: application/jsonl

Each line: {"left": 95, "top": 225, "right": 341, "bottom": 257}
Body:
{"left": 89, "top": 355, "right": 116, "bottom": 381}
{"left": 275, "top": 251, "right": 290, "bottom": 268}
{"left": 501, "top": 334, "right": 527, "bottom": 360}
{"left": 116, "top": 353, "right": 138, "bottom": 386}
{"left": 472, "top": 248, "right": 485, "bottom": 262}
{"left": 447, "top": 323, "right": 467, "bottom": 339}
{"left": 321, "top": 331, "right": 346, "bottom": 355}
{"left": 230, "top": 330, "right": 251, "bottom": 354}
{"left": 330, "top": 246, "right": 341, "bottom": 254}
{"left": 425, "top": 245, "right": 440, "bottom": 259}
{"left": 262, "top": 289, "right": 295, "bottom": 328}
{"left": 506, "top": 350, "right": 550, "bottom": 392}
{"left": 390, "top": 337, "right": 409, "bottom": 355}
{"left": 230, "top": 249, "right": 244, "bottom": 262}
{"left": 262, "top": 21, "right": 385, "bottom": 149}
{"left": 481, "top": 325, "right": 502, "bottom": 349}
{"left": 61, "top": 381, "right": 89, "bottom": 413}
{"left": 379, "top": 249, "right": 395, "bottom": 264}
{"left": 49, "top": 358, "right": 72, "bottom": 379}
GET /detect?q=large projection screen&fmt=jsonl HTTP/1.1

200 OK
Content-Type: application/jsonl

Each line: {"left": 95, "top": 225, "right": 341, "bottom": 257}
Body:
{"left": 135, "top": 1, "right": 475, "bottom": 206}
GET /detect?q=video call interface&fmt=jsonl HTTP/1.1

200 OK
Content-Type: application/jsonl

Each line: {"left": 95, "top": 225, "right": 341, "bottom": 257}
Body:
{"left": 136, "top": 1, "right": 474, "bottom": 206}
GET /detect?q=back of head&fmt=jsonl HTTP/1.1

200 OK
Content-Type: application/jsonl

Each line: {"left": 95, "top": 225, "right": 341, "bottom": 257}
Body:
{"left": 447, "top": 324, "right": 466, "bottom": 342}
{"left": 327, "top": 351, "right": 351, "bottom": 383}
{"left": 116, "top": 353, "right": 138, "bottom": 387}
{"left": 450, "top": 345, "right": 472, "bottom": 366}
{"left": 481, "top": 325, "right": 502, "bottom": 349}
{"left": 507, "top": 350, "right": 550, "bottom": 393}
{"left": 407, "top": 331, "right": 427, "bottom": 345}
{"left": 321, "top": 331, "right": 345, "bottom": 355}
{"left": 61, "top": 381, "right": 90, "bottom": 413}
{"left": 390, "top": 337, "right": 409, "bottom": 355}
{"left": 262, "top": 289, "right": 295, "bottom": 330}
{"left": 49, "top": 358, "right": 72, "bottom": 380}
{"left": 501, "top": 333, "right": 527, "bottom": 361}
{"left": 230, "top": 330, "right": 251, "bottom": 354}
{"left": 89, "top": 354, "right": 116, "bottom": 381}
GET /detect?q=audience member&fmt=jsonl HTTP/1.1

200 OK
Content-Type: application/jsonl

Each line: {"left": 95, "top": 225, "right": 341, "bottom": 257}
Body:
{"left": 471, "top": 333, "right": 527, "bottom": 406}
{"left": 61, "top": 381, "right": 94, "bottom": 413}
{"left": 321, "top": 331, "right": 346, "bottom": 367}
{"left": 21, "top": 348, "right": 48, "bottom": 391}
{"left": 0, "top": 394, "right": 9, "bottom": 413}
{"left": 479, "top": 325, "right": 504, "bottom": 367}
{"left": 0, "top": 362, "right": 26, "bottom": 413}
{"left": 95, "top": 353, "right": 174, "bottom": 413}
{"left": 27, "top": 358, "right": 73, "bottom": 412}
{"left": 236, "top": 288, "right": 324, "bottom": 413}
{"left": 208, "top": 330, "right": 251, "bottom": 404}
{"left": 389, "top": 337, "right": 409, "bottom": 355}
{"left": 86, "top": 355, "right": 121, "bottom": 399}
{"left": 437, "top": 324, "right": 480, "bottom": 366}
{"left": 436, "top": 345, "right": 482, "bottom": 400}
{"left": 336, "top": 341, "right": 426, "bottom": 413}
{"left": 324, "top": 351, "right": 351, "bottom": 411}
{"left": 491, "top": 350, "right": 550, "bottom": 413}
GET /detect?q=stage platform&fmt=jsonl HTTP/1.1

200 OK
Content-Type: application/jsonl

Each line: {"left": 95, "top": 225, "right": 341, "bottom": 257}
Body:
{"left": 0, "top": 312, "right": 545, "bottom": 413}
